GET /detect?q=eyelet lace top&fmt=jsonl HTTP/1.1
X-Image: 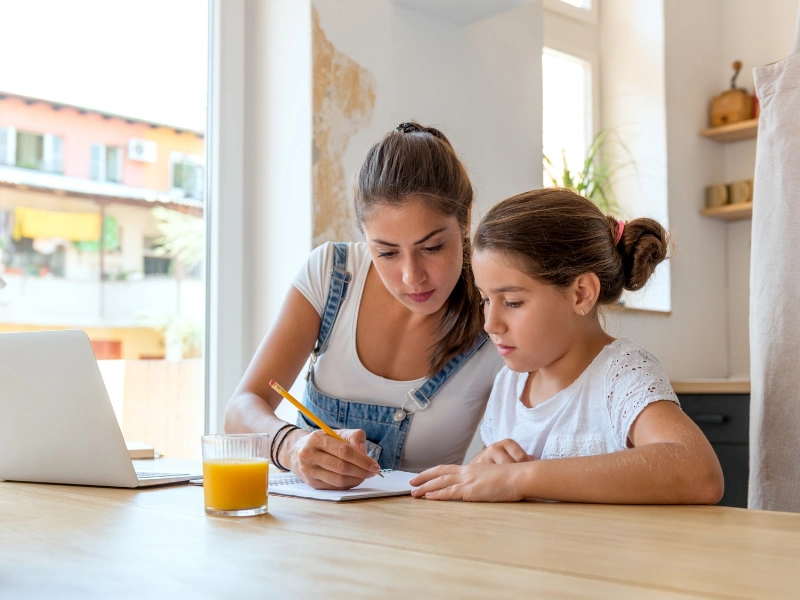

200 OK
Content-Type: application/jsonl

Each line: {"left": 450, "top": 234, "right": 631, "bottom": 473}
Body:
{"left": 480, "top": 338, "right": 680, "bottom": 458}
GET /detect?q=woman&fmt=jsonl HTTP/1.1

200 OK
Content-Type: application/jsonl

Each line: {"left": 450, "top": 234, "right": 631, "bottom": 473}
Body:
{"left": 225, "top": 122, "right": 503, "bottom": 489}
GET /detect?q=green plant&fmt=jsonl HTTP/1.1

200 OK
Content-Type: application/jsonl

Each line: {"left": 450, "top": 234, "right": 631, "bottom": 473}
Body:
{"left": 543, "top": 128, "right": 634, "bottom": 217}
{"left": 151, "top": 207, "right": 204, "bottom": 274}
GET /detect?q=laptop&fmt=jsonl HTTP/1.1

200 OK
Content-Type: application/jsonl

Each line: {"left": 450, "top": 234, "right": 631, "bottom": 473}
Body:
{"left": 0, "top": 329, "right": 201, "bottom": 487}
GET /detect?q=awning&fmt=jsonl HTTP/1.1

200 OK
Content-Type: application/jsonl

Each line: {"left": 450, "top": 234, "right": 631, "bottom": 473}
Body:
{"left": 12, "top": 206, "right": 101, "bottom": 242}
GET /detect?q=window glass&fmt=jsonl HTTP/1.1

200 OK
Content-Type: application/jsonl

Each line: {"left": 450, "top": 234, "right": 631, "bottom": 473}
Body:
{"left": 559, "top": 0, "right": 591, "bottom": 9}
{"left": 0, "top": 0, "right": 209, "bottom": 459}
{"left": 542, "top": 48, "right": 592, "bottom": 187}
{"left": 16, "top": 131, "right": 45, "bottom": 170}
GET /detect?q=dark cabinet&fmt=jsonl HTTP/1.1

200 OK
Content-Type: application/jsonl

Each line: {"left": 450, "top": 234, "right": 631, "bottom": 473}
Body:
{"left": 677, "top": 394, "right": 749, "bottom": 508}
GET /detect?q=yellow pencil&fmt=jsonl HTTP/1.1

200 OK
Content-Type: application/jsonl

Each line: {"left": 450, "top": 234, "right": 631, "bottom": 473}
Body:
{"left": 269, "top": 379, "right": 382, "bottom": 477}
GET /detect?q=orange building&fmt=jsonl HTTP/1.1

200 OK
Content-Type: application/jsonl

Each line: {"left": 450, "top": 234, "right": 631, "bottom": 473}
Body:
{"left": 0, "top": 91, "right": 205, "bottom": 360}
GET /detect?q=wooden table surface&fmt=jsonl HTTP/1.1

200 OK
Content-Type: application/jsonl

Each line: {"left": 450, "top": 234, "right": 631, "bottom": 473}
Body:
{"left": 2, "top": 478, "right": 799, "bottom": 599}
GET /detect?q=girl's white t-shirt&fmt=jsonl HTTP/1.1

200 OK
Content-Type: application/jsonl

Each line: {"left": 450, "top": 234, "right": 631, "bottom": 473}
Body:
{"left": 292, "top": 242, "right": 504, "bottom": 472}
{"left": 480, "top": 338, "right": 679, "bottom": 459}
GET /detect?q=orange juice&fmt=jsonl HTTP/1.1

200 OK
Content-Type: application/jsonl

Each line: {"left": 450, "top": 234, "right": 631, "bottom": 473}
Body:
{"left": 202, "top": 458, "right": 269, "bottom": 512}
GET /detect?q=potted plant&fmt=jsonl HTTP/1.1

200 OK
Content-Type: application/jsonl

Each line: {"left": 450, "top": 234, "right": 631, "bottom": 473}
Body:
{"left": 543, "top": 128, "right": 634, "bottom": 217}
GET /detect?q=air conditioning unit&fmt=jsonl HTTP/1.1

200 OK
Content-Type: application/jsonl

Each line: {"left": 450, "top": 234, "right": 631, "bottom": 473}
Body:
{"left": 127, "top": 139, "right": 158, "bottom": 163}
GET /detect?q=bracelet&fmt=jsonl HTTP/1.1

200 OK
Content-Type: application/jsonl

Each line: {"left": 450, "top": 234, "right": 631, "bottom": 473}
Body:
{"left": 270, "top": 423, "right": 295, "bottom": 468}
{"left": 273, "top": 425, "right": 300, "bottom": 472}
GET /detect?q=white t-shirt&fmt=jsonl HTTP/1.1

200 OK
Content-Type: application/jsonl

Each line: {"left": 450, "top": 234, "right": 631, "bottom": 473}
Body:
{"left": 480, "top": 338, "right": 679, "bottom": 459}
{"left": 292, "top": 242, "right": 504, "bottom": 472}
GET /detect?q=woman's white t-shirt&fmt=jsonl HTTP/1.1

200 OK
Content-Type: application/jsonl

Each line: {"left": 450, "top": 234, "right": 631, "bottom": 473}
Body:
{"left": 292, "top": 242, "right": 504, "bottom": 472}
{"left": 480, "top": 338, "right": 679, "bottom": 459}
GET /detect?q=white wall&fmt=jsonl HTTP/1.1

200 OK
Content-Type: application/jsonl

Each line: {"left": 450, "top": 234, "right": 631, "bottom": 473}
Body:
{"left": 605, "top": 0, "right": 799, "bottom": 379}
{"left": 599, "top": 0, "right": 671, "bottom": 313}
{"left": 228, "top": 0, "right": 800, "bottom": 399}
{"left": 312, "top": 0, "right": 542, "bottom": 231}
{"left": 605, "top": 0, "right": 730, "bottom": 378}
{"left": 242, "top": 0, "right": 313, "bottom": 357}
{"left": 719, "top": 0, "right": 799, "bottom": 377}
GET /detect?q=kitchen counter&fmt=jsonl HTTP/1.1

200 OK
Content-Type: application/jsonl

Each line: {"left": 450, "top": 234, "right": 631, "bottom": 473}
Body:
{"left": 670, "top": 379, "right": 750, "bottom": 394}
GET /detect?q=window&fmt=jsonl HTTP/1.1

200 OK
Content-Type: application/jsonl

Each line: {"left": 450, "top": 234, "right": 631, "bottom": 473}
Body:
{"left": 15, "top": 132, "right": 43, "bottom": 170}
{"left": 543, "top": 0, "right": 597, "bottom": 24}
{"left": 170, "top": 152, "right": 204, "bottom": 200}
{"left": 0, "top": 0, "right": 209, "bottom": 459}
{"left": 0, "top": 127, "right": 14, "bottom": 164}
{"left": 143, "top": 235, "right": 172, "bottom": 277}
{"left": 90, "top": 144, "right": 123, "bottom": 182}
{"left": 1, "top": 129, "right": 64, "bottom": 173}
{"left": 542, "top": 0, "right": 600, "bottom": 187}
{"left": 560, "top": 0, "right": 591, "bottom": 9}
{"left": 542, "top": 48, "right": 592, "bottom": 184}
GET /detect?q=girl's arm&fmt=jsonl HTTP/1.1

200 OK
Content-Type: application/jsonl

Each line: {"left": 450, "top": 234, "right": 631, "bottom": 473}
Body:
{"left": 225, "top": 286, "right": 380, "bottom": 489}
{"left": 411, "top": 401, "right": 724, "bottom": 504}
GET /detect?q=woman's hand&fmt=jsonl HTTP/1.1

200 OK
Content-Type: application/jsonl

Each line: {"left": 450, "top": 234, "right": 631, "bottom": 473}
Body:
{"left": 281, "top": 428, "right": 381, "bottom": 490}
{"left": 471, "top": 439, "right": 532, "bottom": 465}
{"left": 410, "top": 463, "right": 525, "bottom": 502}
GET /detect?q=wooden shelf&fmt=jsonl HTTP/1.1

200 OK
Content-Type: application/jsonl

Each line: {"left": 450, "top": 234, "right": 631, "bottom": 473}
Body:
{"left": 700, "top": 118, "right": 758, "bottom": 142}
{"left": 701, "top": 201, "right": 752, "bottom": 221}
{"left": 671, "top": 379, "right": 750, "bottom": 394}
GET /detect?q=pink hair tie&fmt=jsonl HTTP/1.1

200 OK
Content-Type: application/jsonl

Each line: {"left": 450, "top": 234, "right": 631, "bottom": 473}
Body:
{"left": 615, "top": 219, "right": 625, "bottom": 245}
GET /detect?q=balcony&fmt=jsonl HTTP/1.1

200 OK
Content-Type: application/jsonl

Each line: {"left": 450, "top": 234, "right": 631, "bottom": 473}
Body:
{"left": 0, "top": 274, "right": 203, "bottom": 327}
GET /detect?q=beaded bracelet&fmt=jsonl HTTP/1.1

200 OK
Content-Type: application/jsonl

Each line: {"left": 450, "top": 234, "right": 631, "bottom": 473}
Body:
{"left": 273, "top": 425, "right": 300, "bottom": 472}
{"left": 270, "top": 423, "right": 295, "bottom": 468}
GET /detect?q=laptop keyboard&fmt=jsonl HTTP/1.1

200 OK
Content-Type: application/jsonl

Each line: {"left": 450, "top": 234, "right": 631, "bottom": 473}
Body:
{"left": 136, "top": 471, "right": 190, "bottom": 479}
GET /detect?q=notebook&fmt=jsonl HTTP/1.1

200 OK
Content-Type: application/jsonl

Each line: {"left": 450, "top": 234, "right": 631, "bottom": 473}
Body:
{"left": 268, "top": 469, "right": 417, "bottom": 502}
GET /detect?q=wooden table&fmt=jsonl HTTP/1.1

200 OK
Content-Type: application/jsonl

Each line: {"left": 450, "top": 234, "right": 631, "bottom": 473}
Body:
{"left": 2, "top": 476, "right": 799, "bottom": 599}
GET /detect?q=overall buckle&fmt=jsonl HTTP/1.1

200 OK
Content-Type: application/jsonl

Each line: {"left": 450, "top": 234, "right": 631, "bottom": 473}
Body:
{"left": 393, "top": 388, "right": 430, "bottom": 422}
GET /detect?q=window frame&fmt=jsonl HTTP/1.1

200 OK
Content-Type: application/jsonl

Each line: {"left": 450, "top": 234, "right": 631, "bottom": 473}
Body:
{"left": 0, "top": 126, "right": 17, "bottom": 165}
{"left": 205, "top": 0, "right": 247, "bottom": 434}
{"left": 542, "top": 0, "right": 601, "bottom": 169}
{"left": 543, "top": 0, "right": 598, "bottom": 25}
{"left": 170, "top": 151, "right": 205, "bottom": 200}
{"left": 91, "top": 143, "right": 124, "bottom": 182}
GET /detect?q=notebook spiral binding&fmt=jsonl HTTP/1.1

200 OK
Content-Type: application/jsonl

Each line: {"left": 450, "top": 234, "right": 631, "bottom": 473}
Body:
{"left": 269, "top": 469, "right": 393, "bottom": 486}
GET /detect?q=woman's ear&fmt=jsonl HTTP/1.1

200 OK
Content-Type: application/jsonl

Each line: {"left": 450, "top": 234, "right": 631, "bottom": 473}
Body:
{"left": 571, "top": 273, "right": 601, "bottom": 316}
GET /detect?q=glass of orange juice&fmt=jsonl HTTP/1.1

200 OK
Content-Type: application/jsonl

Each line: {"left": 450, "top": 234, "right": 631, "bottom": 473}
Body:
{"left": 201, "top": 433, "right": 270, "bottom": 516}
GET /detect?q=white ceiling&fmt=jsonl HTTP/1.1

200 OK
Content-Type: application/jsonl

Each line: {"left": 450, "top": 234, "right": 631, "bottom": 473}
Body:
{"left": 389, "top": 0, "right": 536, "bottom": 26}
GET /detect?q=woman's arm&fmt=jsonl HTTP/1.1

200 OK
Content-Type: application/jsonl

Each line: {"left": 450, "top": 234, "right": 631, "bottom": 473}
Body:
{"left": 225, "top": 286, "right": 380, "bottom": 489}
{"left": 411, "top": 401, "right": 724, "bottom": 504}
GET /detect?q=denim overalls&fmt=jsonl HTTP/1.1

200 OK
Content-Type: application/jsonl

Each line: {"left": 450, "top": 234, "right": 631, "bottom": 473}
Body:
{"left": 297, "top": 243, "right": 488, "bottom": 470}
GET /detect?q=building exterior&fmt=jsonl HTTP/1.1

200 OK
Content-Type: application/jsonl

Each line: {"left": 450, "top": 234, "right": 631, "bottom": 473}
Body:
{"left": 0, "top": 92, "right": 205, "bottom": 360}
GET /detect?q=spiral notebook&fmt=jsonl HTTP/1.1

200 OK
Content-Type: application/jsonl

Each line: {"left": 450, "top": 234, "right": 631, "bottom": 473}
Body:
{"left": 268, "top": 469, "right": 417, "bottom": 502}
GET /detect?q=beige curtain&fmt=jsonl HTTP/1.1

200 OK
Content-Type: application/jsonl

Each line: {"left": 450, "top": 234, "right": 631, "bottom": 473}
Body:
{"left": 749, "top": 5, "right": 800, "bottom": 512}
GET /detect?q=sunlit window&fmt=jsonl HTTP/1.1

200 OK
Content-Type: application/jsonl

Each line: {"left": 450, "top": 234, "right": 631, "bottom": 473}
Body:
{"left": 559, "top": 0, "right": 591, "bottom": 9}
{"left": 542, "top": 48, "right": 592, "bottom": 185}
{"left": 0, "top": 0, "right": 209, "bottom": 459}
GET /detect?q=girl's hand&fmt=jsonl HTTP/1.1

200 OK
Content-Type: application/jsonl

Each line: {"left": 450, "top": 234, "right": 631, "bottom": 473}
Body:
{"left": 410, "top": 463, "right": 524, "bottom": 502}
{"left": 282, "top": 428, "right": 381, "bottom": 490}
{"left": 471, "top": 439, "right": 532, "bottom": 464}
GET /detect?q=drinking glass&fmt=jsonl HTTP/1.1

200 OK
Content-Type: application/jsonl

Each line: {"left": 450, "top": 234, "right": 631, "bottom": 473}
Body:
{"left": 201, "top": 433, "right": 269, "bottom": 516}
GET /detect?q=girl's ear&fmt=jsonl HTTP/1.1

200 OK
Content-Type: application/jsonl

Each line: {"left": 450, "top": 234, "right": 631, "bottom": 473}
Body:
{"left": 571, "top": 273, "right": 601, "bottom": 316}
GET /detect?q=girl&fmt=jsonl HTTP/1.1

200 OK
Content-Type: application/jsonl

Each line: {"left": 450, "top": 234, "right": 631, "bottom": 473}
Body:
{"left": 411, "top": 188, "right": 724, "bottom": 504}
{"left": 225, "top": 122, "right": 503, "bottom": 490}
